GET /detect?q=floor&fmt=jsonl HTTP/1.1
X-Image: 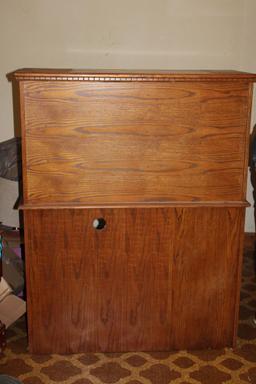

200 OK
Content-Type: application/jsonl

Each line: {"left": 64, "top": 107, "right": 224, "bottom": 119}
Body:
{"left": 0, "top": 236, "right": 256, "bottom": 384}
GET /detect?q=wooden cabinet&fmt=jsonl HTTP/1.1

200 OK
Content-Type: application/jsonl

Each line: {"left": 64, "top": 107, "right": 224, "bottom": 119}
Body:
{"left": 14, "top": 69, "right": 256, "bottom": 353}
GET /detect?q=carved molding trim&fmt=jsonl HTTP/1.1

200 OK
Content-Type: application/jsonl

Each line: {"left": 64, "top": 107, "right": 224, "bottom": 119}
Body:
{"left": 14, "top": 74, "right": 256, "bottom": 82}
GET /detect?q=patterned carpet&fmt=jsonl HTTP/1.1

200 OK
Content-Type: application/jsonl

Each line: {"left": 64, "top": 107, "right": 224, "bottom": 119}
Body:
{"left": 1, "top": 236, "right": 256, "bottom": 384}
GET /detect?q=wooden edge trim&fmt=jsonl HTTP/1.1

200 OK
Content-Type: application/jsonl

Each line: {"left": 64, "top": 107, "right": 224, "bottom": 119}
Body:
{"left": 18, "top": 201, "right": 250, "bottom": 210}
{"left": 11, "top": 70, "right": 256, "bottom": 83}
{"left": 19, "top": 82, "right": 28, "bottom": 202}
{"left": 13, "top": 75, "right": 256, "bottom": 83}
{"left": 22, "top": 213, "right": 34, "bottom": 353}
{"left": 232, "top": 210, "right": 246, "bottom": 347}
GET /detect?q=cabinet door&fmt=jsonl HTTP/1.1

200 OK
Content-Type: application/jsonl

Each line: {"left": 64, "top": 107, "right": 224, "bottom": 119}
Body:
{"left": 170, "top": 207, "right": 244, "bottom": 349}
{"left": 21, "top": 81, "right": 251, "bottom": 204}
{"left": 24, "top": 207, "right": 244, "bottom": 353}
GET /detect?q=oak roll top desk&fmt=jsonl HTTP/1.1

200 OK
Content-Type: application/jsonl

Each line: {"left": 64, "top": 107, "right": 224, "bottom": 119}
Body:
{"left": 14, "top": 69, "right": 256, "bottom": 353}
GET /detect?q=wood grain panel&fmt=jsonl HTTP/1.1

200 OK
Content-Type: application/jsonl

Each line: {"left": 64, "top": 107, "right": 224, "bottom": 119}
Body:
{"left": 24, "top": 207, "right": 244, "bottom": 353}
{"left": 170, "top": 207, "right": 245, "bottom": 349}
{"left": 22, "top": 81, "right": 250, "bottom": 204}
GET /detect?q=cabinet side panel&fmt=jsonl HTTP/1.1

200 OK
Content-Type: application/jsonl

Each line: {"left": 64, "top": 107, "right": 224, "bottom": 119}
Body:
{"left": 22, "top": 81, "right": 250, "bottom": 204}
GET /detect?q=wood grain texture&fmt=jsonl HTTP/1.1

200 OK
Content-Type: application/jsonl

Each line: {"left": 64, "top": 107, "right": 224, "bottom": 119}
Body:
{"left": 16, "top": 70, "right": 255, "bottom": 353}
{"left": 170, "top": 207, "right": 245, "bottom": 349}
{"left": 24, "top": 207, "right": 244, "bottom": 353}
{"left": 22, "top": 80, "right": 251, "bottom": 204}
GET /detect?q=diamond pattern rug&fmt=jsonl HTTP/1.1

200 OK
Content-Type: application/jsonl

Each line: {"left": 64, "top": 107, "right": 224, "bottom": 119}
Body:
{"left": 1, "top": 235, "right": 256, "bottom": 384}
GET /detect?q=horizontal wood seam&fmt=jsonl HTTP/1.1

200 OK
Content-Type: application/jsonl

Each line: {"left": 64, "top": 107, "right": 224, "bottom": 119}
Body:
{"left": 19, "top": 201, "right": 250, "bottom": 210}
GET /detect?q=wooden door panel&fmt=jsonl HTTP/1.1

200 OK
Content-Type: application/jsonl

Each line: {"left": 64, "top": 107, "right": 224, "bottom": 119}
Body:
{"left": 170, "top": 207, "right": 244, "bottom": 349}
{"left": 22, "top": 81, "right": 250, "bottom": 204}
{"left": 24, "top": 207, "right": 243, "bottom": 353}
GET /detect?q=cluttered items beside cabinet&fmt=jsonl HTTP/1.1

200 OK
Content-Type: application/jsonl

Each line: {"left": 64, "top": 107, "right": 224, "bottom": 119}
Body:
{"left": 13, "top": 69, "right": 256, "bottom": 353}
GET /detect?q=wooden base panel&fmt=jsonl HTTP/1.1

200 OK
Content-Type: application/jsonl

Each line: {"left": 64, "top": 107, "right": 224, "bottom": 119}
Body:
{"left": 24, "top": 207, "right": 244, "bottom": 354}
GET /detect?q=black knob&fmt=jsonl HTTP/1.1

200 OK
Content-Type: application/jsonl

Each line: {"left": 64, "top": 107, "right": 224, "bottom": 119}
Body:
{"left": 92, "top": 218, "right": 106, "bottom": 230}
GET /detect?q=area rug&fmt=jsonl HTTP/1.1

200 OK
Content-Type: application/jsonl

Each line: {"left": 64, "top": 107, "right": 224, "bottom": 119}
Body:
{"left": 1, "top": 236, "right": 256, "bottom": 384}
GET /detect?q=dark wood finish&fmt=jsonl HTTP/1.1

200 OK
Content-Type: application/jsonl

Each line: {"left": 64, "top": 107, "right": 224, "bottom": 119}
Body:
{"left": 14, "top": 69, "right": 256, "bottom": 353}
{"left": 24, "top": 207, "right": 243, "bottom": 353}
{"left": 170, "top": 207, "right": 245, "bottom": 349}
{"left": 19, "top": 81, "right": 251, "bottom": 204}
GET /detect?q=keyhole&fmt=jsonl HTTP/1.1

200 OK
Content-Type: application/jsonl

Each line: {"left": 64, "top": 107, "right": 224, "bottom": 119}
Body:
{"left": 93, "top": 218, "right": 106, "bottom": 230}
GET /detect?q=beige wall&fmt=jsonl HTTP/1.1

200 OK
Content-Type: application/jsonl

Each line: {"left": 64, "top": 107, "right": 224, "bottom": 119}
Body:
{"left": 0, "top": 0, "right": 255, "bottom": 229}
